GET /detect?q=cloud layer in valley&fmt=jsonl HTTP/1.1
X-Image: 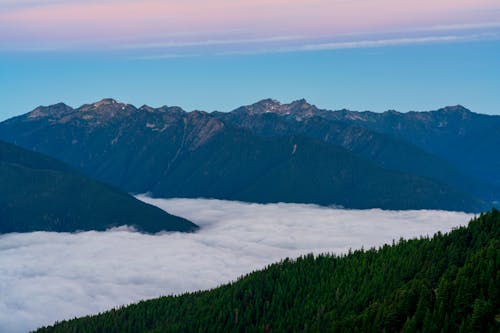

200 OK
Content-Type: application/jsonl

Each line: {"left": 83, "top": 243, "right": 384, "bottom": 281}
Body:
{"left": 0, "top": 197, "right": 474, "bottom": 332}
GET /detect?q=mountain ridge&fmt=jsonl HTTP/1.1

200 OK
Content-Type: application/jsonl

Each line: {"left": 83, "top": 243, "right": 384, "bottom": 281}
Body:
{"left": 0, "top": 98, "right": 497, "bottom": 212}
{"left": 22, "top": 98, "right": 488, "bottom": 119}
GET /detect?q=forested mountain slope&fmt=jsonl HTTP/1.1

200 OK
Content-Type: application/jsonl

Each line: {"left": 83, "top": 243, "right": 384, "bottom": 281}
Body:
{"left": 214, "top": 100, "right": 494, "bottom": 201}
{"left": 327, "top": 104, "right": 500, "bottom": 191}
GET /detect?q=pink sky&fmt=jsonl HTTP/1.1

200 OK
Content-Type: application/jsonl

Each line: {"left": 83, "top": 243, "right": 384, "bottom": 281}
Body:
{"left": 1, "top": 0, "right": 499, "bottom": 51}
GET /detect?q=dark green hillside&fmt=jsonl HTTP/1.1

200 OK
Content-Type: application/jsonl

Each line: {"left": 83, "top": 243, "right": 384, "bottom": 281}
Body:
{"left": 35, "top": 210, "right": 500, "bottom": 333}
{"left": 0, "top": 140, "right": 198, "bottom": 233}
{"left": 151, "top": 130, "right": 485, "bottom": 211}
{"left": 214, "top": 102, "right": 489, "bottom": 202}
{"left": 328, "top": 105, "right": 500, "bottom": 191}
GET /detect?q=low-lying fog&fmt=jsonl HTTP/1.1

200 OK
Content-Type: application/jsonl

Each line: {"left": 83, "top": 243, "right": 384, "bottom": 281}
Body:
{"left": 0, "top": 197, "right": 473, "bottom": 332}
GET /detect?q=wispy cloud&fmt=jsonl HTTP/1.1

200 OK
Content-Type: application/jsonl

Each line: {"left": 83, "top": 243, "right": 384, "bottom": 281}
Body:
{"left": 123, "top": 31, "right": 500, "bottom": 60}
{"left": 298, "top": 34, "right": 486, "bottom": 51}
{"left": 417, "top": 21, "right": 500, "bottom": 32}
{"left": 0, "top": 197, "right": 472, "bottom": 333}
{"left": 117, "top": 35, "right": 305, "bottom": 50}
{"left": 130, "top": 53, "right": 201, "bottom": 60}
{"left": 1, "top": 0, "right": 499, "bottom": 53}
{"left": 208, "top": 32, "right": 499, "bottom": 57}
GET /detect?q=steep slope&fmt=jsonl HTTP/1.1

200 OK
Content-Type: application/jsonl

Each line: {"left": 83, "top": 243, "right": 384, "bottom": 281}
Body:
{"left": 327, "top": 105, "right": 500, "bottom": 190}
{"left": 0, "top": 99, "right": 486, "bottom": 211}
{"left": 0, "top": 99, "right": 225, "bottom": 193}
{"left": 35, "top": 210, "right": 500, "bottom": 333}
{"left": 214, "top": 100, "right": 482, "bottom": 198}
{"left": 147, "top": 128, "right": 484, "bottom": 211}
{"left": 0, "top": 140, "right": 198, "bottom": 233}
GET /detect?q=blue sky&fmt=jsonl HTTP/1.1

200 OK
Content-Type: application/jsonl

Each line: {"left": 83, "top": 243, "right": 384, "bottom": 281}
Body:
{"left": 1, "top": 39, "right": 499, "bottom": 121}
{"left": 0, "top": 0, "right": 499, "bottom": 120}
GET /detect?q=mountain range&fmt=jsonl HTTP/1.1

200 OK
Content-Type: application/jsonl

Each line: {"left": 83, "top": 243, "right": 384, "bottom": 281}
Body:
{"left": 0, "top": 98, "right": 497, "bottom": 212}
{"left": 0, "top": 140, "right": 198, "bottom": 233}
{"left": 214, "top": 100, "right": 499, "bottom": 201}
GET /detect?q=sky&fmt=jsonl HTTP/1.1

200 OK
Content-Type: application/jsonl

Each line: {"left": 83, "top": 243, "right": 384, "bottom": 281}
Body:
{"left": 0, "top": 197, "right": 473, "bottom": 333}
{"left": 0, "top": 0, "right": 499, "bottom": 120}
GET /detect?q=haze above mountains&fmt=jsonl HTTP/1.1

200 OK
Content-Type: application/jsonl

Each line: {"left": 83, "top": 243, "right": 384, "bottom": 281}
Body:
{"left": 0, "top": 98, "right": 498, "bottom": 216}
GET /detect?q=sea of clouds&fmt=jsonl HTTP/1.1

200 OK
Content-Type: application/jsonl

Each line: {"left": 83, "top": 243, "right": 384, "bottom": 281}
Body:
{"left": 0, "top": 197, "right": 474, "bottom": 332}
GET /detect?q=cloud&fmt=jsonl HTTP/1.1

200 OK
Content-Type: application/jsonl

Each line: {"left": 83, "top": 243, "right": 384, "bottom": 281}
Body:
{"left": 300, "top": 35, "right": 463, "bottom": 51}
{"left": 0, "top": 197, "right": 473, "bottom": 332}
{"left": 1, "top": 0, "right": 499, "bottom": 52}
{"left": 416, "top": 21, "right": 500, "bottom": 32}
{"left": 214, "top": 32, "right": 499, "bottom": 56}
{"left": 118, "top": 35, "right": 305, "bottom": 50}
{"left": 124, "top": 31, "right": 500, "bottom": 60}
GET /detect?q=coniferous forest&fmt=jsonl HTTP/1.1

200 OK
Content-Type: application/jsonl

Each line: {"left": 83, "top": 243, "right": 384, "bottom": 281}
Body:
{"left": 35, "top": 210, "right": 500, "bottom": 333}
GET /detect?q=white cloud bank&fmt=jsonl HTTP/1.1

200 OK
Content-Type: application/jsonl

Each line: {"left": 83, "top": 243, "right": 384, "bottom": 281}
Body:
{"left": 0, "top": 197, "right": 474, "bottom": 332}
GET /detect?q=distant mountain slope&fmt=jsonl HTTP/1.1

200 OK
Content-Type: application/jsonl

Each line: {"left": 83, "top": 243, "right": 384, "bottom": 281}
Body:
{"left": 0, "top": 99, "right": 486, "bottom": 211}
{"left": 34, "top": 210, "right": 500, "bottom": 333}
{"left": 326, "top": 105, "right": 500, "bottom": 190}
{"left": 0, "top": 140, "right": 198, "bottom": 233}
{"left": 213, "top": 99, "right": 488, "bottom": 200}
{"left": 0, "top": 99, "right": 228, "bottom": 193}
{"left": 146, "top": 128, "right": 484, "bottom": 211}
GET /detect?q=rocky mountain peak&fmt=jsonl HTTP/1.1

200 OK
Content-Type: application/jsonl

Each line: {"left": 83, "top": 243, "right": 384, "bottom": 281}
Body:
{"left": 239, "top": 98, "right": 317, "bottom": 117}
{"left": 429, "top": 105, "right": 474, "bottom": 122}
{"left": 249, "top": 98, "right": 281, "bottom": 112}
{"left": 139, "top": 105, "right": 156, "bottom": 112}
{"left": 439, "top": 105, "right": 471, "bottom": 114}
{"left": 84, "top": 98, "right": 132, "bottom": 110}
{"left": 256, "top": 98, "right": 281, "bottom": 106}
{"left": 77, "top": 98, "right": 136, "bottom": 116}
{"left": 289, "top": 98, "right": 311, "bottom": 109}
{"left": 92, "top": 98, "right": 119, "bottom": 107}
{"left": 27, "top": 102, "right": 73, "bottom": 119}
